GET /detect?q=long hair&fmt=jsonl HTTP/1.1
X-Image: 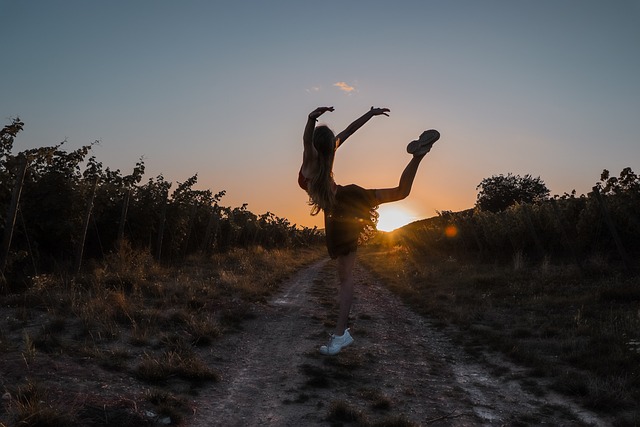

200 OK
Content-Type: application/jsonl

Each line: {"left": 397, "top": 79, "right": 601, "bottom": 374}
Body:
{"left": 308, "top": 125, "right": 337, "bottom": 216}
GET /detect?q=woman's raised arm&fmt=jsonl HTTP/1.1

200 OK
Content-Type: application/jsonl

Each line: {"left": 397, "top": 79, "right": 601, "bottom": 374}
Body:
{"left": 335, "top": 107, "right": 389, "bottom": 148}
{"left": 303, "top": 106, "right": 334, "bottom": 149}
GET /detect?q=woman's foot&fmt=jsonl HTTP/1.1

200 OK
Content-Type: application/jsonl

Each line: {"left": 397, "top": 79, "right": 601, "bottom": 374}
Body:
{"left": 407, "top": 129, "right": 440, "bottom": 156}
{"left": 319, "top": 329, "right": 354, "bottom": 356}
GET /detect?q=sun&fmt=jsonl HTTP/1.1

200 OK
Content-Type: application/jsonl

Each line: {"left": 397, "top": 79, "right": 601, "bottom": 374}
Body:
{"left": 376, "top": 205, "right": 416, "bottom": 232}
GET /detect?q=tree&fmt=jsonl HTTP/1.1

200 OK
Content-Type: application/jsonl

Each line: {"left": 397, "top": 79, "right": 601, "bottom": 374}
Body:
{"left": 475, "top": 173, "right": 549, "bottom": 212}
{"left": 598, "top": 168, "right": 640, "bottom": 196}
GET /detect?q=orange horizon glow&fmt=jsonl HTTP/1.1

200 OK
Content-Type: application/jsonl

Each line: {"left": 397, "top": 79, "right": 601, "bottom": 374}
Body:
{"left": 376, "top": 205, "right": 417, "bottom": 232}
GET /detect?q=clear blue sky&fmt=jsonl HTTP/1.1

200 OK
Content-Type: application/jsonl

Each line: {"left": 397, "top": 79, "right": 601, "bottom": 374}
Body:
{"left": 2, "top": 1, "right": 639, "bottom": 229}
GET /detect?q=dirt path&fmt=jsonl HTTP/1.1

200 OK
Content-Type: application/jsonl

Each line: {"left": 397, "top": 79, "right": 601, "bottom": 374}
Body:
{"left": 191, "top": 259, "right": 610, "bottom": 426}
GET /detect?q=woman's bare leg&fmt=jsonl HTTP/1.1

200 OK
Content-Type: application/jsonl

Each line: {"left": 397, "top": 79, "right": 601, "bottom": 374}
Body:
{"left": 331, "top": 153, "right": 427, "bottom": 336}
{"left": 375, "top": 152, "right": 427, "bottom": 205}
{"left": 398, "top": 153, "right": 425, "bottom": 199}
{"left": 335, "top": 251, "right": 357, "bottom": 336}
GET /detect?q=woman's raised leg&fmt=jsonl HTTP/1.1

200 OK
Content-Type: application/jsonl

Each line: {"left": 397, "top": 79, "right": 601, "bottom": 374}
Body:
{"left": 375, "top": 152, "right": 427, "bottom": 205}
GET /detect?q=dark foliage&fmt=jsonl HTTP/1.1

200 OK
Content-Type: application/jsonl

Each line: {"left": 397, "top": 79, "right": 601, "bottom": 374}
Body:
{"left": 0, "top": 119, "right": 322, "bottom": 280}
{"left": 392, "top": 167, "right": 640, "bottom": 268}
{"left": 476, "top": 173, "right": 550, "bottom": 212}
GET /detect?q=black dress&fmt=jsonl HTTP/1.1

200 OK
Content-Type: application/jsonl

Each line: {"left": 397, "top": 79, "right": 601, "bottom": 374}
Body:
{"left": 324, "top": 184, "right": 379, "bottom": 259}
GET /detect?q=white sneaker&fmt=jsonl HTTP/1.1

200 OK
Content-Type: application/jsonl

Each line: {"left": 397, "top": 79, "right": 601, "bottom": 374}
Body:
{"left": 407, "top": 129, "right": 440, "bottom": 155}
{"left": 319, "top": 329, "right": 354, "bottom": 356}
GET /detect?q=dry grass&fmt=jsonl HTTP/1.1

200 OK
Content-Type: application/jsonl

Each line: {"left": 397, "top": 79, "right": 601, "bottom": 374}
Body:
{"left": 360, "top": 243, "right": 640, "bottom": 425}
{"left": 3, "top": 379, "right": 77, "bottom": 427}
{"left": 0, "top": 242, "right": 326, "bottom": 426}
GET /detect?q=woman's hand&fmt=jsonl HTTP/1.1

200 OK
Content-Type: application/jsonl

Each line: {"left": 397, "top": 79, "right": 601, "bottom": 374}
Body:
{"left": 369, "top": 107, "right": 390, "bottom": 117}
{"left": 309, "top": 106, "right": 335, "bottom": 121}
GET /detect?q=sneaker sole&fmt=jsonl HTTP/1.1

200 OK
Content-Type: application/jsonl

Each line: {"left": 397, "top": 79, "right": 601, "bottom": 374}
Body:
{"left": 319, "top": 337, "right": 354, "bottom": 356}
{"left": 407, "top": 129, "right": 440, "bottom": 155}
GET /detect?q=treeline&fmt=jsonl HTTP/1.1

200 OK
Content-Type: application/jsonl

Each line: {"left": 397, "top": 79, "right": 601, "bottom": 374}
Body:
{"left": 0, "top": 118, "right": 322, "bottom": 280}
{"left": 389, "top": 168, "right": 640, "bottom": 270}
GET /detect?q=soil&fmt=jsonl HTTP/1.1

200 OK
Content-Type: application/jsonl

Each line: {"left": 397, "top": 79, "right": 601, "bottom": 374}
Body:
{"left": 190, "top": 259, "right": 612, "bottom": 426}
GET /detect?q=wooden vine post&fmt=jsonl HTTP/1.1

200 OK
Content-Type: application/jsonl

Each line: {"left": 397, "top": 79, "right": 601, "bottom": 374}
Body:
{"left": 592, "top": 186, "right": 631, "bottom": 270}
{"left": 0, "top": 155, "right": 28, "bottom": 276}
{"left": 549, "top": 198, "right": 582, "bottom": 268}
{"left": 117, "top": 187, "right": 131, "bottom": 243}
{"left": 74, "top": 177, "right": 99, "bottom": 275}
{"left": 155, "top": 188, "right": 168, "bottom": 260}
{"left": 522, "top": 203, "right": 545, "bottom": 260}
{"left": 202, "top": 205, "right": 218, "bottom": 254}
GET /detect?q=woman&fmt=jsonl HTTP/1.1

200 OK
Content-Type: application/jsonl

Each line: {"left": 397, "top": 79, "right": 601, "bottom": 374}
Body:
{"left": 299, "top": 106, "right": 439, "bottom": 355}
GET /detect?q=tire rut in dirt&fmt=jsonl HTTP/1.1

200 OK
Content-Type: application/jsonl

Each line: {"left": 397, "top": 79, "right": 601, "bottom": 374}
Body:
{"left": 191, "top": 260, "right": 606, "bottom": 426}
{"left": 191, "top": 259, "right": 330, "bottom": 426}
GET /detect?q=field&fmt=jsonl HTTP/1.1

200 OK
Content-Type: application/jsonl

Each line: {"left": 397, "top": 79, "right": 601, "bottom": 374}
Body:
{"left": 0, "top": 245, "right": 325, "bottom": 426}
{"left": 1, "top": 238, "right": 639, "bottom": 425}
{"left": 360, "top": 240, "right": 640, "bottom": 426}
{"left": 2, "top": 120, "right": 639, "bottom": 425}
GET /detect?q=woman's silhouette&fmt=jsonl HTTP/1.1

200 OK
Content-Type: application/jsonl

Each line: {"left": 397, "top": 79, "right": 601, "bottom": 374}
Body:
{"left": 299, "top": 106, "right": 439, "bottom": 355}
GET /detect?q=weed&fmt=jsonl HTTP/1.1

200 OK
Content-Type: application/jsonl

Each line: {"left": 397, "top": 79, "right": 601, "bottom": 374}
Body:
{"left": 130, "top": 321, "right": 152, "bottom": 346}
{"left": 136, "top": 349, "right": 219, "bottom": 384}
{"left": 0, "top": 331, "right": 5, "bottom": 356}
{"left": 21, "top": 332, "right": 36, "bottom": 366}
{"left": 76, "top": 403, "right": 152, "bottom": 427}
{"left": 370, "top": 416, "right": 417, "bottom": 427}
{"left": 300, "top": 363, "right": 331, "bottom": 389}
{"left": 146, "top": 389, "right": 189, "bottom": 425}
{"left": 519, "top": 378, "right": 546, "bottom": 397}
{"left": 283, "top": 393, "right": 311, "bottom": 404}
{"left": 4, "top": 379, "right": 75, "bottom": 427}
{"left": 79, "top": 346, "right": 132, "bottom": 371}
{"left": 323, "top": 351, "right": 366, "bottom": 372}
{"left": 359, "top": 388, "right": 392, "bottom": 411}
{"left": 327, "top": 400, "right": 366, "bottom": 424}
{"left": 185, "top": 314, "right": 221, "bottom": 346}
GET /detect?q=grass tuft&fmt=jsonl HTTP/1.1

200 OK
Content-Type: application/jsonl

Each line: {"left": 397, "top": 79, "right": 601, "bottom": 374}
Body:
{"left": 136, "top": 349, "right": 220, "bottom": 384}
{"left": 327, "top": 400, "right": 366, "bottom": 423}
{"left": 146, "top": 389, "right": 189, "bottom": 425}
{"left": 4, "top": 379, "right": 76, "bottom": 427}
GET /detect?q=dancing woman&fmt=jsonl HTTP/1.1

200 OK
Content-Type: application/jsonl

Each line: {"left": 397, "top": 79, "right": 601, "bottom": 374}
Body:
{"left": 299, "top": 106, "right": 439, "bottom": 355}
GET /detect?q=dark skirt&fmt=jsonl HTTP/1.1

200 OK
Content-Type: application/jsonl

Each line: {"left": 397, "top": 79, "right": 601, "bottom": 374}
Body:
{"left": 324, "top": 184, "right": 379, "bottom": 259}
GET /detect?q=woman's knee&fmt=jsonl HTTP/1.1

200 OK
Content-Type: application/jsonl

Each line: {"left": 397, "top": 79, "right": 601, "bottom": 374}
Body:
{"left": 337, "top": 251, "right": 357, "bottom": 281}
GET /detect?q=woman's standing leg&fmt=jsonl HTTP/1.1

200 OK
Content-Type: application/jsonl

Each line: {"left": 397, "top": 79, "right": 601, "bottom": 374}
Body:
{"left": 320, "top": 250, "right": 357, "bottom": 355}
{"left": 335, "top": 250, "right": 357, "bottom": 336}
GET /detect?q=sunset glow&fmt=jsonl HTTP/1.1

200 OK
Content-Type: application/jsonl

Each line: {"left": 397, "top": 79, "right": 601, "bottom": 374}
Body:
{"left": 2, "top": 2, "right": 638, "bottom": 231}
{"left": 376, "top": 205, "right": 416, "bottom": 232}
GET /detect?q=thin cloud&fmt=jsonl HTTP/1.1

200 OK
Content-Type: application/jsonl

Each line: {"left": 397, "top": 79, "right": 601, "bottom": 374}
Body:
{"left": 306, "top": 86, "right": 321, "bottom": 93}
{"left": 334, "top": 81, "right": 356, "bottom": 93}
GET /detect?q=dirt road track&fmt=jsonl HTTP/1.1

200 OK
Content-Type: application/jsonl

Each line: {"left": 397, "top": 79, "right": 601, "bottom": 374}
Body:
{"left": 191, "top": 259, "right": 610, "bottom": 426}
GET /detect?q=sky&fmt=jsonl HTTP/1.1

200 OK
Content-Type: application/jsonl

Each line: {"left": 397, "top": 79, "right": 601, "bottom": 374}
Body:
{"left": 1, "top": 1, "right": 639, "bottom": 230}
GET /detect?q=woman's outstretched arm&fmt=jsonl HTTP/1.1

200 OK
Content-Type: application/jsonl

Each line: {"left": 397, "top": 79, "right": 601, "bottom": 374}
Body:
{"left": 303, "top": 107, "right": 334, "bottom": 168}
{"left": 335, "top": 107, "right": 390, "bottom": 149}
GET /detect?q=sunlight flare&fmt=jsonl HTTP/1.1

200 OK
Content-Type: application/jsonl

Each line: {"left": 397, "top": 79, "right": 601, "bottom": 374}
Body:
{"left": 445, "top": 225, "right": 458, "bottom": 238}
{"left": 376, "top": 205, "right": 416, "bottom": 232}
